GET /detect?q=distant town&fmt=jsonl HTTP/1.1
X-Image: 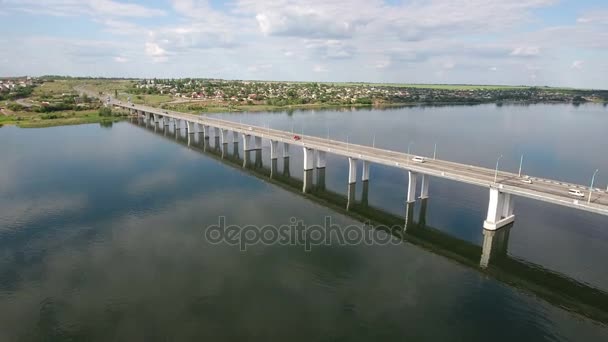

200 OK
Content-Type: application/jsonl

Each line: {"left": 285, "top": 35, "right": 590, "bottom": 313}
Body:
{"left": 1, "top": 76, "right": 607, "bottom": 128}
{"left": 130, "top": 78, "right": 608, "bottom": 106}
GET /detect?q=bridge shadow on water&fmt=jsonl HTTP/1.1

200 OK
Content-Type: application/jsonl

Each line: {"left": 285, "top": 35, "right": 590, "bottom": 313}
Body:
{"left": 133, "top": 118, "right": 608, "bottom": 325}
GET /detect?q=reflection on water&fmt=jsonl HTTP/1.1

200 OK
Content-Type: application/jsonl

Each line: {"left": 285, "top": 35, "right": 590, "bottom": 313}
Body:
{"left": 135, "top": 118, "right": 608, "bottom": 325}
{"left": 0, "top": 104, "right": 607, "bottom": 341}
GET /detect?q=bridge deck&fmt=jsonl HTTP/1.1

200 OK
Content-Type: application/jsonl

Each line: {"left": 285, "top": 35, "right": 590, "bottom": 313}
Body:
{"left": 116, "top": 101, "right": 608, "bottom": 217}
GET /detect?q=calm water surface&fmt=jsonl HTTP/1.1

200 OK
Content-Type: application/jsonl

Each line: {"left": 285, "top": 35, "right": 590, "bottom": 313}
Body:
{"left": 0, "top": 103, "right": 607, "bottom": 341}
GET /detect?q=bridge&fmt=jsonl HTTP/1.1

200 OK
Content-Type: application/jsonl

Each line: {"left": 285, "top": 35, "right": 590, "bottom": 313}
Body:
{"left": 132, "top": 118, "right": 608, "bottom": 324}
{"left": 110, "top": 99, "right": 608, "bottom": 230}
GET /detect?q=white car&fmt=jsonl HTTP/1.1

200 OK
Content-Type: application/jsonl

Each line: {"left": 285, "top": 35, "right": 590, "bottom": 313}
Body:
{"left": 568, "top": 189, "right": 585, "bottom": 198}
{"left": 521, "top": 177, "right": 532, "bottom": 184}
{"left": 412, "top": 156, "right": 425, "bottom": 163}
{"left": 248, "top": 126, "right": 252, "bottom": 131}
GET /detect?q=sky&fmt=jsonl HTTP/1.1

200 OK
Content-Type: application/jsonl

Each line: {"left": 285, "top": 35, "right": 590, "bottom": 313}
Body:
{"left": 0, "top": 0, "right": 607, "bottom": 88}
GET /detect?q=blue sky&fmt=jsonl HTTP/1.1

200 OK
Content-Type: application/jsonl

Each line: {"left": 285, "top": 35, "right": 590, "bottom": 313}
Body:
{"left": 0, "top": 0, "right": 607, "bottom": 88}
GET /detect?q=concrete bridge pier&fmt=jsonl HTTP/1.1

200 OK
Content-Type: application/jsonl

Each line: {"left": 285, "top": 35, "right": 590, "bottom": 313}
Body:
{"left": 196, "top": 123, "right": 203, "bottom": 135}
{"left": 303, "top": 169, "right": 314, "bottom": 193}
{"left": 214, "top": 127, "right": 220, "bottom": 140}
{"left": 221, "top": 142, "right": 228, "bottom": 159}
{"left": 163, "top": 117, "right": 169, "bottom": 126}
{"left": 316, "top": 151, "right": 326, "bottom": 169}
{"left": 233, "top": 141, "right": 240, "bottom": 159}
{"left": 255, "top": 150, "right": 263, "bottom": 168}
{"left": 153, "top": 114, "right": 160, "bottom": 123}
{"left": 404, "top": 202, "right": 416, "bottom": 230}
{"left": 214, "top": 136, "right": 221, "bottom": 150}
{"left": 242, "top": 134, "right": 252, "bottom": 151}
{"left": 480, "top": 224, "right": 512, "bottom": 268}
{"left": 420, "top": 174, "right": 430, "bottom": 199}
{"left": 220, "top": 129, "right": 229, "bottom": 145}
{"left": 419, "top": 198, "right": 428, "bottom": 227}
{"left": 203, "top": 126, "right": 210, "bottom": 139}
{"left": 483, "top": 187, "right": 515, "bottom": 230}
{"left": 233, "top": 131, "right": 239, "bottom": 143}
{"left": 303, "top": 148, "right": 314, "bottom": 193}
{"left": 243, "top": 150, "right": 251, "bottom": 168}
{"left": 348, "top": 157, "right": 358, "bottom": 184}
{"left": 347, "top": 183, "right": 356, "bottom": 211}
{"left": 187, "top": 121, "right": 195, "bottom": 134}
{"left": 283, "top": 143, "right": 290, "bottom": 158}
{"left": 407, "top": 171, "right": 418, "bottom": 203}
{"left": 316, "top": 168, "right": 326, "bottom": 191}
{"left": 271, "top": 158, "right": 278, "bottom": 179}
{"left": 361, "top": 180, "right": 369, "bottom": 206}
{"left": 270, "top": 140, "right": 279, "bottom": 160}
{"left": 303, "top": 148, "right": 314, "bottom": 171}
{"left": 283, "top": 157, "right": 291, "bottom": 177}
{"left": 254, "top": 136, "right": 262, "bottom": 150}
{"left": 362, "top": 160, "right": 370, "bottom": 182}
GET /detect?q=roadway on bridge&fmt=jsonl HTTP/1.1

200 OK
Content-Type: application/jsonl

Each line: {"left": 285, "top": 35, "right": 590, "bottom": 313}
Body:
{"left": 104, "top": 96, "right": 608, "bottom": 216}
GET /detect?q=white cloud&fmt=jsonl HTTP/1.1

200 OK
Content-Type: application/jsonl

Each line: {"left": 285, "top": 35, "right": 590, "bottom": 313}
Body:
{"left": 247, "top": 64, "right": 273, "bottom": 73}
{"left": 1, "top": 0, "right": 607, "bottom": 88}
{"left": 313, "top": 64, "right": 328, "bottom": 73}
{"left": 3, "top": 0, "right": 166, "bottom": 18}
{"left": 576, "top": 10, "right": 608, "bottom": 25}
{"left": 442, "top": 61, "right": 455, "bottom": 69}
{"left": 113, "top": 56, "right": 129, "bottom": 63}
{"left": 571, "top": 60, "right": 584, "bottom": 69}
{"left": 145, "top": 42, "right": 168, "bottom": 63}
{"left": 510, "top": 46, "right": 541, "bottom": 57}
{"left": 375, "top": 60, "right": 391, "bottom": 69}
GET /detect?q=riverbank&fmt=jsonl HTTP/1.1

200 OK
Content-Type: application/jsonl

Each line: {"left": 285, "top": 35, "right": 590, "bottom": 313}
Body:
{"left": 155, "top": 99, "right": 606, "bottom": 114}
{"left": 0, "top": 109, "right": 128, "bottom": 128}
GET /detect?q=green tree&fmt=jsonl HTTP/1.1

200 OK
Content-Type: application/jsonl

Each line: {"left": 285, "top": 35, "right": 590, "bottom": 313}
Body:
{"left": 99, "top": 106, "right": 112, "bottom": 117}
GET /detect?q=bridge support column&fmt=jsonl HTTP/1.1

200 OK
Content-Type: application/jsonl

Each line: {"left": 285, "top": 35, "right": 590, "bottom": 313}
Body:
{"left": 242, "top": 134, "right": 252, "bottom": 151}
{"left": 283, "top": 143, "right": 290, "bottom": 157}
{"left": 204, "top": 126, "right": 210, "bottom": 139}
{"left": 220, "top": 129, "right": 229, "bottom": 144}
{"left": 233, "top": 131, "right": 239, "bottom": 143}
{"left": 254, "top": 136, "right": 262, "bottom": 150}
{"left": 316, "top": 151, "right": 326, "bottom": 169}
{"left": 197, "top": 123, "right": 203, "bottom": 134}
{"left": 420, "top": 174, "right": 430, "bottom": 199}
{"left": 187, "top": 121, "right": 195, "bottom": 134}
{"left": 480, "top": 225, "right": 511, "bottom": 268}
{"left": 483, "top": 188, "right": 515, "bottom": 230}
{"left": 348, "top": 157, "right": 357, "bottom": 184}
{"left": 407, "top": 171, "right": 417, "bottom": 203}
{"left": 214, "top": 127, "right": 220, "bottom": 138}
{"left": 153, "top": 114, "right": 160, "bottom": 123}
{"left": 270, "top": 140, "right": 278, "bottom": 160}
{"left": 303, "top": 148, "right": 314, "bottom": 171}
{"left": 362, "top": 160, "right": 370, "bottom": 181}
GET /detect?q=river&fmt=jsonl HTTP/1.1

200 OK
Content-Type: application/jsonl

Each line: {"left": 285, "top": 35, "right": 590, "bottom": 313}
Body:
{"left": 1, "top": 103, "right": 607, "bottom": 341}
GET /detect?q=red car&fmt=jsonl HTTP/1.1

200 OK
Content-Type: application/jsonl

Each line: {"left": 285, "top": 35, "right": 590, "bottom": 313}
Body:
{"left": 293, "top": 135, "right": 301, "bottom": 141}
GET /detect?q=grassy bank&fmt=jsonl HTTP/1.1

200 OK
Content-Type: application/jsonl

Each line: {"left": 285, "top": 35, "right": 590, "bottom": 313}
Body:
{"left": 0, "top": 109, "right": 128, "bottom": 128}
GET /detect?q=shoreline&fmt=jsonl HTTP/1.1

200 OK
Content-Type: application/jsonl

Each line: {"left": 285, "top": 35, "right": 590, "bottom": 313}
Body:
{"left": 2, "top": 100, "right": 605, "bottom": 129}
